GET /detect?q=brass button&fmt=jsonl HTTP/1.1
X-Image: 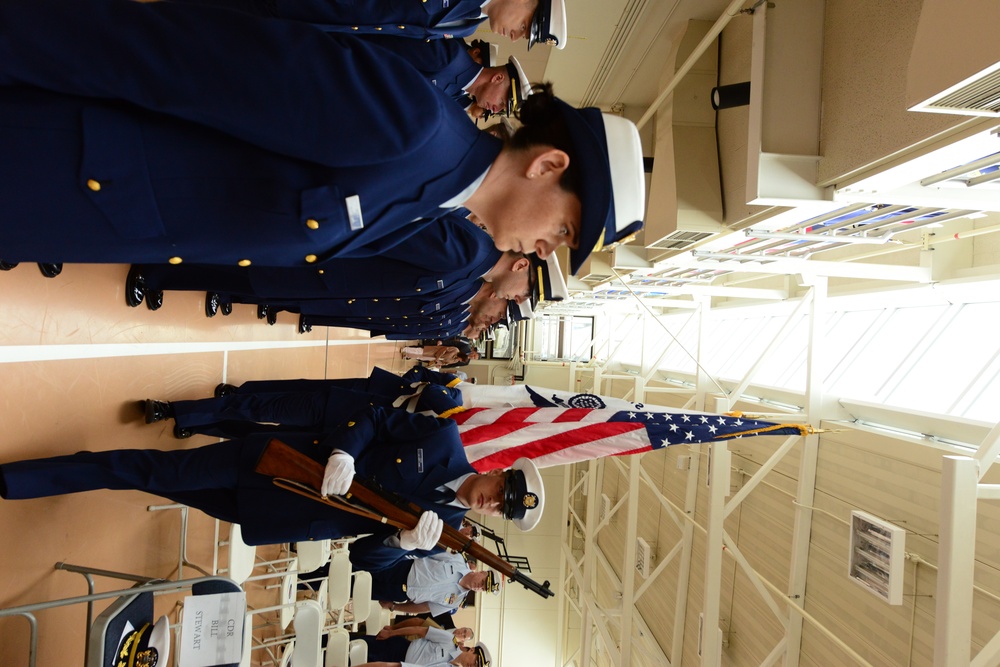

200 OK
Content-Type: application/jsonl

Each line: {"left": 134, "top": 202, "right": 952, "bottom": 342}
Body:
{"left": 375, "top": 26, "right": 382, "bottom": 30}
{"left": 351, "top": 26, "right": 358, "bottom": 30}
{"left": 348, "top": 299, "right": 355, "bottom": 304}
{"left": 86, "top": 179, "right": 101, "bottom": 192}
{"left": 238, "top": 259, "right": 251, "bottom": 267}
{"left": 398, "top": 25, "right": 405, "bottom": 29}
{"left": 313, "top": 440, "right": 319, "bottom": 444}
{"left": 305, "top": 254, "right": 317, "bottom": 263}
{"left": 396, "top": 458, "right": 402, "bottom": 463}
{"left": 416, "top": 288, "right": 422, "bottom": 292}
{"left": 318, "top": 269, "right": 325, "bottom": 274}
{"left": 373, "top": 298, "right": 379, "bottom": 302}
{"left": 168, "top": 256, "right": 183, "bottom": 265}
{"left": 306, "top": 219, "right": 320, "bottom": 230}
{"left": 395, "top": 298, "right": 401, "bottom": 302}
{"left": 348, "top": 421, "right": 356, "bottom": 427}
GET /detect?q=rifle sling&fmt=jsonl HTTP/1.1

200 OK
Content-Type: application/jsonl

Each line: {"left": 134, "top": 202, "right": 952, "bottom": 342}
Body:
{"left": 271, "top": 478, "right": 407, "bottom": 529}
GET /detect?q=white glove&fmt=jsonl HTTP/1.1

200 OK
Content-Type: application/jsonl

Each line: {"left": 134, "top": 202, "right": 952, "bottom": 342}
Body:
{"left": 398, "top": 511, "right": 444, "bottom": 551}
{"left": 321, "top": 452, "right": 355, "bottom": 497}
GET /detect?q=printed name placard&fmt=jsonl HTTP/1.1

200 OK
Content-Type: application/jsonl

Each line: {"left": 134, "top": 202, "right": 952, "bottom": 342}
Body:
{"left": 179, "top": 592, "right": 246, "bottom": 666}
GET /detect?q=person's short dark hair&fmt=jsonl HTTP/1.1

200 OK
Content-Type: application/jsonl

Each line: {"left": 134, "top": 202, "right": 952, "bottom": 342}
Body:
{"left": 509, "top": 83, "right": 581, "bottom": 201}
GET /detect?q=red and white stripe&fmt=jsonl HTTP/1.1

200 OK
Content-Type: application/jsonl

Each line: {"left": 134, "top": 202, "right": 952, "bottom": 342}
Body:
{"left": 452, "top": 407, "right": 653, "bottom": 471}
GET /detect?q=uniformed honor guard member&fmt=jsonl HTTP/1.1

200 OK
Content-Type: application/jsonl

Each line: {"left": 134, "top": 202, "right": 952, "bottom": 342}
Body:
{"left": 292, "top": 279, "right": 509, "bottom": 340}
{"left": 125, "top": 214, "right": 500, "bottom": 312}
{"left": 0, "top": 408, "right": 546, "bottom": 572}
{"left": 0, "top": 0, "right": 645, "bottom": 277}
{"left": 142, "top": 377, "right": 468, "bottom": 440}
{"left": 177, "top": 0, "right": 566, "bottom": 48}
{"left": 337, "top": 280, "right": 512, "bottom": 341}
{"left": 360, "top": 35, "right": 532, "bottom": 118}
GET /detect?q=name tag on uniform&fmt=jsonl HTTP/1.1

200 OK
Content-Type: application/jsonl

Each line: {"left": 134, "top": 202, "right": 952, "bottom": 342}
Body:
{"left": 345, "top": 195, "right": 364, "bottom": 230}
{"left": 443, "top": 0, "right": 450, "bottom": 7}
{"left": 437, "top": 280, "right": 445, "bottom": 289}
{"left": 417, "top": 448, "right": 425, "bottom": 473}
{"left": 435, "top": 303, "right": 441, "bottom": 311}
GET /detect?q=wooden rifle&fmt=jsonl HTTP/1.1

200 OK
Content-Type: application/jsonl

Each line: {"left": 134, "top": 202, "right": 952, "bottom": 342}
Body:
{"left": 254, "top": 438, "right": 554, "bottom": 599}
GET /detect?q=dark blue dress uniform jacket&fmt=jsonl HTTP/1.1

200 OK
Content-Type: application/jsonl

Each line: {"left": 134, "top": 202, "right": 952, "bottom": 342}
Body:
{"left": 177, "top": 0, "right": 488, "bottom": 40}
{"left": 0, "top": 408, "right": 474, "bottom": 570}
{"left": 169, "top": 377, "right": 464, "bottom": 439}
{"left": 299, "top": 279, "right": 479, "bottom": 322}
{"left": 0, "top": 0, "right": 501, "bottom": 266}
{"left": 139, "top": 216, "right": 500, "bottom": 303}
{"left": 359, "top": 36, "right": 483, "bottom": 103}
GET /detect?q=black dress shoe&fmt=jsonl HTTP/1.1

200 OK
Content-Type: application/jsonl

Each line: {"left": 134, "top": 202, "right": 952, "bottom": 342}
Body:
{"left": 146, "top": 290, "right": 164, "bottom": 311}
{"left": 266, "top": 308, "right": 278, "bottom": 326}
{"left": 125, "top": 266, "right": 146, "bottom": 308}
{"left": 0, "top": 260, "right": 18, "bottom": 271}
{"left": 205, "top": 292, "right": 220, "bottom": 318}
{"left": 256, "top": 304, "right": 268, "bottom": 320}
{"left": 214, "top": 383, "right": 238, "bottom": 398}
{"left": 298, "top": 315, "right": 313, "bottom": 334}
{"left": 173, "top": 424, "right": 194, "bottom": 439}
{"left": 220, "top": 301, "right": 233, "bottom": 316}
{"left": 38, "top": 263, "right": 62, "bottom": 278}
{"left": 143, "top": 399, "right": 174, "bottom": 424}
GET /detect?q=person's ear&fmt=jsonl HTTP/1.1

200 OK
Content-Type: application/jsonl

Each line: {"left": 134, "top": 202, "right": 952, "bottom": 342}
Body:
{"left": 527, "top": 148, "right": 570, "bottom": 180}
{"left": 512, "top": 257, "right": 530, "bottom": 272}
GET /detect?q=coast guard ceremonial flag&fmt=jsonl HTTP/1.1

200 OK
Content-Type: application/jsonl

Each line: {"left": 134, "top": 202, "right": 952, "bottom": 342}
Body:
{"left": 452, "top": 407, "right": 814, "bottom": 472}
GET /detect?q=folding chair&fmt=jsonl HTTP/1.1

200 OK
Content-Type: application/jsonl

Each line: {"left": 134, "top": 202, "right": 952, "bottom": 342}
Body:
{"left": 324, "top": 627, "right": 350, "bottom": 667}
{"left": 295, "top": 540, "right": 332, "bottom": 573}
{"left": 0, "top": 562, "right": 244, "bottom": 667}
{"left": 348, "top": 638, "right": 369, "bottom": 665}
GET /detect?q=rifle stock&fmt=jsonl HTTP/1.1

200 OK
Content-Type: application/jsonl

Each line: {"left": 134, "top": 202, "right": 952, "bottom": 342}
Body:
{"left": 255, "top": 438, "right": 554, "bottom": 599}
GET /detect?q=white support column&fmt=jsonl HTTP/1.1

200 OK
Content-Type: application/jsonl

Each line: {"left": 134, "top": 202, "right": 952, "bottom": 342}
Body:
{"left": 562, "top": 542, "right": 622, "bottom": 665}
{"left": 672, "top": 445, "right": 701, "bottom": 666}
{"left": 694, "top": 295, "right": 711, "bottom": 412}
{"left": 935, "top": 455, "right": 979, "bottom": 667}
{"left": 701, "top": 441, "right": 730, "bottom": 667}
{"left": 618, "top": 460, "right": 642, "bottom": 667}
{"left": 556, "top": 471, "right": 572, "bottom": 667}
{"left": 580, "top": 461, "right": 601, "bottom": 667}
{"left": 784, "top": 277, "right": 827, "bottom": 667}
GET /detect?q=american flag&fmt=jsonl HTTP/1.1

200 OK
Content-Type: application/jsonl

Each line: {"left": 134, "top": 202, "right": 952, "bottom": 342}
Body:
{"left": 450, "top": 407, "right": 814, "bottom": 471}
